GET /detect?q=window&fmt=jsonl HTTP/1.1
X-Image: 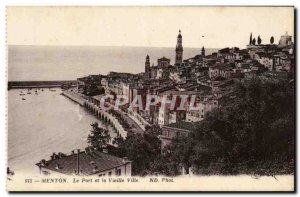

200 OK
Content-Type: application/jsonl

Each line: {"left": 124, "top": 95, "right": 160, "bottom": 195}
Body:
{"left": 116, "top": 168, "right": 122, "bottom": 176}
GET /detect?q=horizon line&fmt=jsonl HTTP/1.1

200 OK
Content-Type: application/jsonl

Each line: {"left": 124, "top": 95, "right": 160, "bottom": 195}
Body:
{"left": 7, "top": 44, "right": 225, "bottom": 49}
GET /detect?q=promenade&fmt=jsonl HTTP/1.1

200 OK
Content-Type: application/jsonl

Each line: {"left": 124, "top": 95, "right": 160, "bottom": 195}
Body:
{"left": 62, "top": 89, "right": 144, "bottom": 138}
{"left": 89, "top": 94, "right": 145, "bottom": 134}
{"left": 111, "top": 107, "right": 144, "bottom": 134}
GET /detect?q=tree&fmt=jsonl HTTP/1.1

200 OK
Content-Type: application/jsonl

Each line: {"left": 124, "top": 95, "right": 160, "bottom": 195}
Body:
{"left": 111, "top": 126, "right": 162, "bottom": 175}
{"left": 83, "top": 84, "right": 105, "bottom": 96}
{"left": 252, "top": 38, "right": 256, "bottom": 45}
{"left": 249, "top": 33, "right": 253, "bottom": 45}
{"left": 270, "top": 36, "right": 274, "bottom": 44}
{"left": 112, "top": 135, "right": 124, "bottom": 147}
{"left": 161, "top": 79, "right": 294, "bottom": 176}
{"left": 87, "top": 122, "right": 111, "bottom": 150}
{"left": 150, "top": 146, "right": 182, "bottom": 176}
{"left": 257, "top": 35, "right": 262, "bottom": 45}
{"left": 112, "top": 135, "right": 125, "bottom": 156}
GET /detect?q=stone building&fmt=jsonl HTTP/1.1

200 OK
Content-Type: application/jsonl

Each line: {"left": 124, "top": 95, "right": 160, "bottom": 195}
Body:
{"left": 144, "top": 56, "right": 172, "bottom": 80}
{"left": 36, "top": 149, "right": 132, "bottom": 176}
{"left": 278, "top": 32, "right": 293, "bottom": 47}
{"left": 159, "top": 121, "right": 199, "bottom": 149}
{"left": 144, "top": 55, "right": 151, "bottom": 80}
{"left": 175, "top": 30, "right": 183, "bottom": 65}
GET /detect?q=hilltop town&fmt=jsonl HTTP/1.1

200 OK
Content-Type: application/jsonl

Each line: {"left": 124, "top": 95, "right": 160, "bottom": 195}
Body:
{"left": 76, "top": 30, "right": 294, "bottom": 140}
{"left": 37, "top": 30, "right": 294, "bottom": 177}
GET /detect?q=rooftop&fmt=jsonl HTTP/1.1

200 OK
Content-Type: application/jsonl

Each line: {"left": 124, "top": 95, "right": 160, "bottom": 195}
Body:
{"left": 158, "top": 90, "right": 205, "bottom": 97}
{"left": 36, "top": 150, "right": 131, "bottom": 175}
{"left": 164, "top": 121, "right": 200, "bottom": 131}
{"left": 158, "top": 56, "right": 170, "bottom": 61}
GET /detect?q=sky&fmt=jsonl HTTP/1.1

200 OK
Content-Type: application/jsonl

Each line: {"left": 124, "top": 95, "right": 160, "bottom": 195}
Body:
{"left": 7, "top": 6, "right": 294, "bottom": 49}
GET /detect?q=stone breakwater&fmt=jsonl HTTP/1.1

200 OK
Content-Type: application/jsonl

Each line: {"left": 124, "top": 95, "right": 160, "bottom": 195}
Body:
{"left": 8, "top": 80, "right": 77, "bottom": 89}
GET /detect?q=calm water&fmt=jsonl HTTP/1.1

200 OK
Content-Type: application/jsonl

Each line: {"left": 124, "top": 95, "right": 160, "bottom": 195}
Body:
{"left": 8, "top": 45, "right": 218, "bottom": 81}
{"left": 7, "top": 45, "right": 218, "bottom": 175}
{"left": 8, "top": 88, "right": 114, "bottom": 175}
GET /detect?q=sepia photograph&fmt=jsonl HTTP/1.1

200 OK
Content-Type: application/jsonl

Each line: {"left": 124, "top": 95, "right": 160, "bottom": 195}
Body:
{"left": 6, "top": 6, "right": 295, "bottom": 191}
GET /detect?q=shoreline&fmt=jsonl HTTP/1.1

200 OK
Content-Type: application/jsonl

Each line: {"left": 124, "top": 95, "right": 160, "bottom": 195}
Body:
{"left": 62, "top": 89, "right": 129, "bottom": 138}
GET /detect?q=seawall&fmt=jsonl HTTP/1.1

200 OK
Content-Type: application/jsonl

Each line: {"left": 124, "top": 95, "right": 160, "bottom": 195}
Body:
{"left": 62, "top": 90, "right": 85, "bottom": 106}
{"left": 62, "top": 90, "right": 128, "bottom": 138}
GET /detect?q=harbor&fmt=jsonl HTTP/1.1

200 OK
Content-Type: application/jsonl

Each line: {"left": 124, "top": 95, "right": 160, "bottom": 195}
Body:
{"left": 7, "top": 88, "right": 114, "bottom": 174}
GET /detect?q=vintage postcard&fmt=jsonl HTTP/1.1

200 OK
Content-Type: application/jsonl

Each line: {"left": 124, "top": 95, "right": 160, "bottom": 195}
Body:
{"left": 6, "top": 6, "right": 295, "bottom": 191}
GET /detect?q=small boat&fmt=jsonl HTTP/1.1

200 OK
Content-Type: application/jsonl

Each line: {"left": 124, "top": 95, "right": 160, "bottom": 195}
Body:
{"left": 50, "top": 89, "right": 56, "bottom": 92}
{"left": 27, "top": 92, "right": 31, "bottom": 94}
{"left": 19, "top": 93, "right": 25, "bottom": 96}
{"left": 22, "top": 98, "right": 26, "bottom": 100}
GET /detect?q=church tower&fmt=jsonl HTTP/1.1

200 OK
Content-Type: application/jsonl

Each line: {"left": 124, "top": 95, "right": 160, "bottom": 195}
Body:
{"left": 201, "top": 46, "right": 205, "bottom": 56}
{"left": 144, "top": 55, "right": 150, "bottom": 79}
{"left": 175, "top": 30, "right": 183, "bottom": 65}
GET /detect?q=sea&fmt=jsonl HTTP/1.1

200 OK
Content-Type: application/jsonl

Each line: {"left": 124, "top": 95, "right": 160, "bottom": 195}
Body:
{"left": 8, "top": 88, "right": 119, "bottom": 174}
{"left": 8, "top": 45, "right": 218, "bottom": 81}
{"left": 7, "top": 45, "right": 218, "bottom": 175}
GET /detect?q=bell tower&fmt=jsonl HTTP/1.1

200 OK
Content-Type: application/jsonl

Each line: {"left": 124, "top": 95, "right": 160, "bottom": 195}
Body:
{"left": 144, "top": 55, "right": 150, "bottom": 79}
{"left": 201, "top": 46, "right": 205, "bottom": 56}
{"left": 175, "top": 30, "right": 183, "bottom": 65}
